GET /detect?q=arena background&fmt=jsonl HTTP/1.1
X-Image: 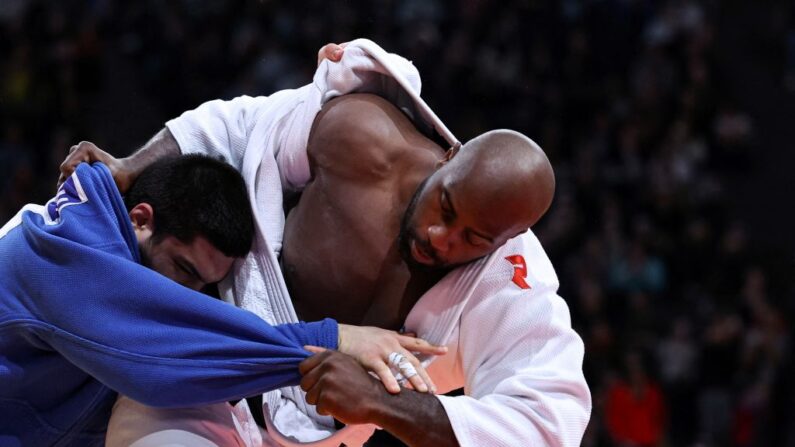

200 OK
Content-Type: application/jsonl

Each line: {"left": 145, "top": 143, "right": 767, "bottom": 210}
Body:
{"left": 1, "top": 1, "right": 794, "bottom": 446}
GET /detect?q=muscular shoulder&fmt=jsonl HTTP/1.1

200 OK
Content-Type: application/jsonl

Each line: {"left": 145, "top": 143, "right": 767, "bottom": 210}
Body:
{"left": 307, "top": 94, "right": 441, "bottom": 180}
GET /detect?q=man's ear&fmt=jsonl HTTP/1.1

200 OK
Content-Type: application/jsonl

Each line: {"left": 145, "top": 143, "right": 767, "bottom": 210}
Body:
{"left": 438, "top": 141, "right": 462, "bottom": 167}
{"left": 129, "top": 203, "right": 155, "bottom": 238}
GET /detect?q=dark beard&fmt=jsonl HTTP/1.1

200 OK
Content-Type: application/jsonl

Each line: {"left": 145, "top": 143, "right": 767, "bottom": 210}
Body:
{"left": 398, "top": 177, "right": 445, "bottom": 272}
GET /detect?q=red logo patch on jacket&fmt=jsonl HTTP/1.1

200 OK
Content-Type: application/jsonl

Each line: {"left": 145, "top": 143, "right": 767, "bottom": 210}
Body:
{"left": 505, "top": 255, "right": 531, "bottom": 289}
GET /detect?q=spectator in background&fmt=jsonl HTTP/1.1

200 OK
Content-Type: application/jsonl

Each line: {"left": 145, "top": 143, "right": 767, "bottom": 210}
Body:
{"left": 605, "top": 351, "right": 666, "bottom": 447}
{"left": 608, "top": 240, "right": 667, "bottom": 295}
{"left": 657, "top": 317, "right": 698, "bottom": 445}
{"left": 698, "top": 312, "right": 742, "bottom": 446}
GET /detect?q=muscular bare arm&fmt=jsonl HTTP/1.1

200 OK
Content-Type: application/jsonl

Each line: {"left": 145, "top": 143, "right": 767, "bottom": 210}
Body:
{"left": 300, "top": 351, "right": 459, "bottom": 447}
{"left": 372, "top": 385, "right": 458, "bottom": 447}
{"left": 58, "top": 127, "right": 180, "bottom": 193}
{"left": 123, "top": 127, "right": 182, "bottom": 182}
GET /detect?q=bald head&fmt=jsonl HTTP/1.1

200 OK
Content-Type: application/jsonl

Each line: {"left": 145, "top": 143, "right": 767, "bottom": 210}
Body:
{"left": 400, "top": 129, "right": 556, "bottom": 269}
{"left": 445, "top": 129, "right": 555, "bottom": 228}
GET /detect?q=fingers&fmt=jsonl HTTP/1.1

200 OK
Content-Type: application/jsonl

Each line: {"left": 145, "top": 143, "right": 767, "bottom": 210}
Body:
{"left": 299, "top": 350, "right": 331, "bottom": 376}
{"left": 312, "top": 386, "right": 335, "bottom": 417}
{"left": 364, "top": 357, "right": 401, "bottom": 394}
{"left": 58, "top": 141, "right": 102, "bottom": 188}
{"left": 397, "top": 334, "right": 448, "bottom": 356}
{"left": 306, "top": 384, "right": 331, "bottom": 417}
{"left": 299, "top": 357, "right": 325, "bottom": 395}
{"left": 404, "top": 369, "right": 427, "bottom": 393}
{"left": 67, "top": 141, "right": 99, "bottom": 158}
{"left": 298, "top": 358, "right": 334, "bottom": 418}
{"left": 304, "top": 345, "right": 327, "bottom": 354}
{"left": 302, "top": 374, "right": 322, "bottom": 405}
{"left": 317, "top": 43, "right": 344, "bottom": 66}
{"left": 57, "top": 159, "right": 82, "bottom": 190}
{"left": 315, "top": 401, "right": 331, "bottom": 416}
{"left": 401, "top": 351, "right": 436, "bottom": 394}
{"left": 335, "top": 325, "right": 442, "bottom": 395}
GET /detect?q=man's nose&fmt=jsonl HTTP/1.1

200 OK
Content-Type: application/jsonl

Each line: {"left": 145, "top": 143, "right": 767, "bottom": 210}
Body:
{"left": 428, "top": 224, "right": 450, "bottom": 254}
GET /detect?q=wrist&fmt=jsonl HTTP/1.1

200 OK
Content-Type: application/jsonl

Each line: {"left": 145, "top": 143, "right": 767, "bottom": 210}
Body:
{"left": 365, "top": 383, "right": 395, "bottom": 426}
{"left": 337, "top": 324, "right": 348, "bottom": 352}
{"left": 118, "top": 155, "right": 146, "bottom": 192}
{"left": 371, "top": 391, "right": 456, "bottom": 447}
{"left": 370, "top": 385, "right": 416, "bottom": 427}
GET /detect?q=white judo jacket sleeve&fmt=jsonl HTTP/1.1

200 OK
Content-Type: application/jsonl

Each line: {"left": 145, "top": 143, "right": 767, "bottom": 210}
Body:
{"left": 426, "top": 233, "right": 592, "bottom": 447}
{"left": 439, "top": 286, "right": 591, "bottom": 446}
{"left": 166, "top": 94, "right": 267, "bottom": 173}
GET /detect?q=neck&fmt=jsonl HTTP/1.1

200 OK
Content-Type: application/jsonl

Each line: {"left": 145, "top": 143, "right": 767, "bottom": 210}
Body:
{"left": 396, "top": 145, "right": 443, "bottom": 210}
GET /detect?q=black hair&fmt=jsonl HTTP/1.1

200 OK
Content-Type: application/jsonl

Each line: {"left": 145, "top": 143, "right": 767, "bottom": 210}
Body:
{"left": 124, "top": 154, "right": 254, "bottom": 258}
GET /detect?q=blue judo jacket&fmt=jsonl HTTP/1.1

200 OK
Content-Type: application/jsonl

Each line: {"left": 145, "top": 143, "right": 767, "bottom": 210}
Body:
{"left": 0, "top": 163, "right": 337, "bottom": 446}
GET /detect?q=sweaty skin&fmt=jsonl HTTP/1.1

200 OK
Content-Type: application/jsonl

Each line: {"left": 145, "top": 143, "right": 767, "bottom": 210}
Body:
{"left": 283, "top": 93, "right": 555, "bottom": 329}
{"left": 285, "top": 93, "right": 555, "bottom": 447}
{"left": 282, "top": 94, "right": 447, "bottom": 330}
{"left": 283, "top": 94, "right": 458, "bottom": 446}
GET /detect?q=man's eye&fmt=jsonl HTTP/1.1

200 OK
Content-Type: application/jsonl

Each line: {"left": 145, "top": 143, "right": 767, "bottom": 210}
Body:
{"left": 467, "top": 232, "right": 488, "bottom": 247}
{"left": 440, "top": 192, "right": 454, "bottom": 221}
{"left": 176, "top": 262, "right": 192, "bottom": 278}
{"left": 441, "top": 208, "right": 455, "bottom": 224}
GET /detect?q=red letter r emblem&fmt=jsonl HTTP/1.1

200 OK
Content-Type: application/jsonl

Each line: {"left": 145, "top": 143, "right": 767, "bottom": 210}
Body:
{"left": 505, "top": 255, "right": 530, "bottom": 290}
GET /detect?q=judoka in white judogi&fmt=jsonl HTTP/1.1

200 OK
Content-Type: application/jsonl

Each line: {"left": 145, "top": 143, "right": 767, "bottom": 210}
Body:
{"left": 106, "top": 39, "right": 591, "bottom": 447}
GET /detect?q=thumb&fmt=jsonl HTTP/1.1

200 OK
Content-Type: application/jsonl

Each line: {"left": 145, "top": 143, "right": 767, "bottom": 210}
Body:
{"left": 304, "top": 345, "right": 328, "bottom": 354}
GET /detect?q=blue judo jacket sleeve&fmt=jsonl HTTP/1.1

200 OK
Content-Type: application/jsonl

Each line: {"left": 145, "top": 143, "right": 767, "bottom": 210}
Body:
{"left": 30, "top": 257, "right": 337, "bottom": 408}
{"left": 6, "top": 163, "right": 338, "bottom": 408}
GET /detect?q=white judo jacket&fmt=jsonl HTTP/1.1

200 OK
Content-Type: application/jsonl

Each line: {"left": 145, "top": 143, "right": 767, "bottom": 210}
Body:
{"left": 166, "top": 39, "right": 591, "bottom": 447}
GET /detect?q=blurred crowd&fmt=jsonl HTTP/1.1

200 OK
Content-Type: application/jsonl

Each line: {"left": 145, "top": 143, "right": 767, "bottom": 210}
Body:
{"left": 1, "top": 1, "right": 792, "bottom": 446}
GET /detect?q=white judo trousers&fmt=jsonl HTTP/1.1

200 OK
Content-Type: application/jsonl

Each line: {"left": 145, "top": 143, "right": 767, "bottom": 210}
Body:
{"left": 106, "top": 39, "right": 591, "bottom": 447}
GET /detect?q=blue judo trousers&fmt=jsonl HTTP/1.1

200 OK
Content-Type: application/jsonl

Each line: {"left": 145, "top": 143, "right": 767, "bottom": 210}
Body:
{"left": 0, "top": 163, "right": 337, "bottom": 446}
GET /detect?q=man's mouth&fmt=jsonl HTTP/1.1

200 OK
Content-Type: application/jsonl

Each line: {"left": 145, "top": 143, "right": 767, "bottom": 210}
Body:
{"left": 410, "top": 238, "right": 435, "bottom": 265}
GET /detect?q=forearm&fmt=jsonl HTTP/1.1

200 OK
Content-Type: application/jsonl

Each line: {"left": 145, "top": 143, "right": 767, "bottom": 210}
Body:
{"left": 58, "top": 128, "right": 181, "bottom": 193}
{"left": 372, "top": 390, "right": 458, "bottom": 447}
{"left": 125, "top": 127, "right": 181, "bottom": 175}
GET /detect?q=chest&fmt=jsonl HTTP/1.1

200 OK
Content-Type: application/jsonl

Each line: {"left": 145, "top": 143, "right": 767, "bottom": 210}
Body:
{"left": 281, "top": 175, "right": 436, "bottom": 329}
